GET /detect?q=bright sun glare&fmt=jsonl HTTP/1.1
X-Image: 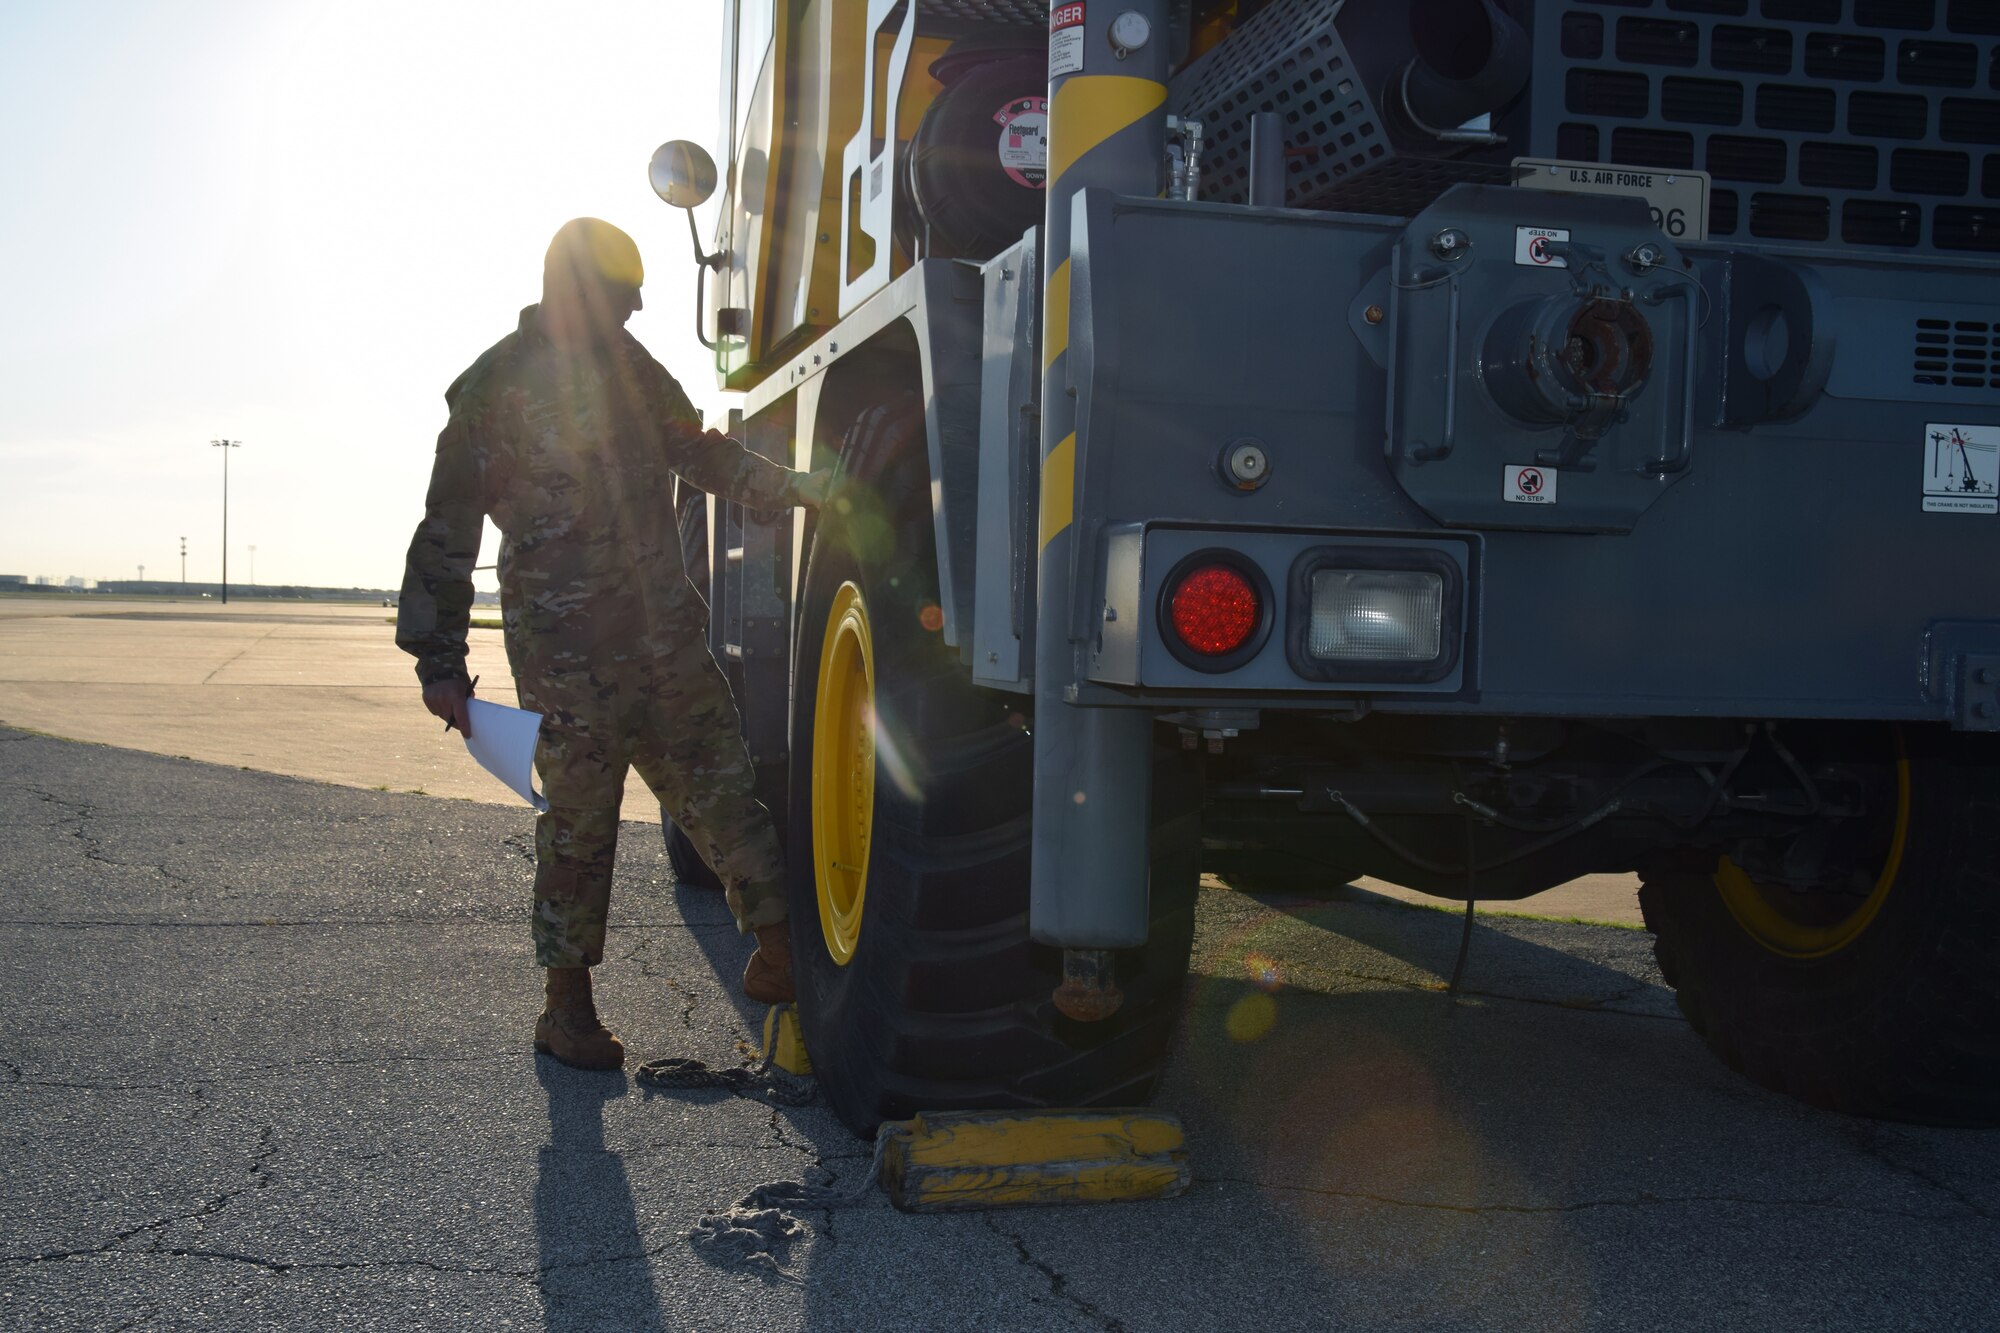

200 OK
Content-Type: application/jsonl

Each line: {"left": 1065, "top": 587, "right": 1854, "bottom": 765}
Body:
{"left": 0, "top": 1, "right": 725, "bottom": 592}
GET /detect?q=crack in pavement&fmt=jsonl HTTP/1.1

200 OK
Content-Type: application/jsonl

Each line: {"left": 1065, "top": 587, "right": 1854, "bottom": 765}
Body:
{"left": 625, "top": 934, "right": 755, "bottom": 1052}
{"left": 198, "top": 624, "right": 283, "bottom": 686}
{"left": 11, "top": 782, "right": 198, "bottom": 896}
{"left": 1197, "top": 1175, "right": 1976, "bottom": 1223}
{"left": 1, "top": 1051, "right": 524, "bottom": 1096}
{"left": 981, "top": 1214, "right": 1128, "bottom": 1333}
{"left": 1, "top": 1125, "right": 280, "bottom": 1268}
{"left": 0, "top": 1118, "right": 686, "bottom": 1292}
{"left": 6, "top": 1237, "right": 687, "bottom": 1287}
{"left": 765, "top": 1105, "right": 819, "bottom": 1160}
{"left": 1848, "top": 1122, "right": 1996, "bottom": 1221}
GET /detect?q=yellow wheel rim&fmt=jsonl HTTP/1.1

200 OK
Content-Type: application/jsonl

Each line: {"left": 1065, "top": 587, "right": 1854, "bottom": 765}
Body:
{"left": 1714, "top": 754, "right": 1911, "bottom": 960}
{"left": 811, "top": 582, "right": 875, "bottom": 966}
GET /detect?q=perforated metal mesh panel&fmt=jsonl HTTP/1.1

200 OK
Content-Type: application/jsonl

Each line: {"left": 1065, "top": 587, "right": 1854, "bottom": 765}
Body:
{"left": 1167, "top": 0, "right": 1394, "bottom": 207}
{"left": 1915, "top": 315, "right": 2000, "bottom": 388}
{"left": 917, "top": 0, "right": 1047, "bottom": 25}
{"left": 1534, "top": 0, "right": 2000, "bottom": 256}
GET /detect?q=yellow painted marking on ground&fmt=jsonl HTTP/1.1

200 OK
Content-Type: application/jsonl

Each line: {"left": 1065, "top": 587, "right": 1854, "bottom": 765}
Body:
{"left": 1047, "top": 76, "right": 1167, "bottom": 186}
{"left": 1043, "top": 258, "right": 1071, "bottom": 372}
{"left": 1038, "top": 433, "right": 1077, "bottom": 553}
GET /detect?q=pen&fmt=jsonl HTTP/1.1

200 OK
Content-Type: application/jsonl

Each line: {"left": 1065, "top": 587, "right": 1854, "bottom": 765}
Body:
{"left": 443, "top": 675, "right": 480, "bottom": 733}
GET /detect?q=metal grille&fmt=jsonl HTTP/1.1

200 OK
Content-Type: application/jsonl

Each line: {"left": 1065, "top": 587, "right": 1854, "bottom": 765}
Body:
{"left": 1535, "top": 0, "right": 2000, "bottom": 256}
{"left": 916, "top": 0, "right": 1047, "bottom": 24}
{"left": 1914, "top": 316, "right": 2000, "bottom": 388}
{"left": 1167, "top": 0, "right": 1392, "bottom": 208}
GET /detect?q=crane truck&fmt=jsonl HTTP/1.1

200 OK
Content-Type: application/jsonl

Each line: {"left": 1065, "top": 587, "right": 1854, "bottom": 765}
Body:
{"left": 647, "top": 0, "right": 2000, "bottom": 1134}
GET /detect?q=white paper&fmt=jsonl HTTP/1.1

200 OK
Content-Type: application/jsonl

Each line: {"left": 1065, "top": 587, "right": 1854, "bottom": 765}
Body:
{"left": 462, "top": 699, "right": 548, "bottom": 812}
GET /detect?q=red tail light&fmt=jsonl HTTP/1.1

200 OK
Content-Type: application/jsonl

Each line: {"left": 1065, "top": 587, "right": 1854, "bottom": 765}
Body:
{"left": 1168, "top": 563, "right": 1261, "bottom": 657}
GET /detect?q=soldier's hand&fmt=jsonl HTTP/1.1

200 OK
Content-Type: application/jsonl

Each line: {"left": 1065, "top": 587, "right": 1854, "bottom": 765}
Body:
{"left": 794, "top": 466, "right": 838, "bottom": 509}
{"left": 424, "top": 678, "right": 473, "bottom": 737}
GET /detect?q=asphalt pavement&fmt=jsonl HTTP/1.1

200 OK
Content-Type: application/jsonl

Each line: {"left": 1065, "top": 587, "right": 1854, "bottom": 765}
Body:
{"left": 4, "top": 728, "right": 1997, "bottom": 1331}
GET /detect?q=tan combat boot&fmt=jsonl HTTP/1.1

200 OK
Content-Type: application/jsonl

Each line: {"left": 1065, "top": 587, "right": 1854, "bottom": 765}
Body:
{"left": 743, "top": 923, "right": 796, "bottom": 1004}
{"left": 534, "top": 967, "right": 626, "bottom": 1070}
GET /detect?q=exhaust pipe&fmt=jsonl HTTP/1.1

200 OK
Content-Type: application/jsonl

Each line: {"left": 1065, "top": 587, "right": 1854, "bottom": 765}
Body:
{"left": 1397, "top": 0, "right": 1531, "bottom": 138}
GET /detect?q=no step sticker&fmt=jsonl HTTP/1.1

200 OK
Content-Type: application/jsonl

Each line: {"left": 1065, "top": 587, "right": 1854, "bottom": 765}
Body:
{"left": 1505, "top": 465, "right": 1557, "bottom": 505}
{"left": 1516, "top": 226, "right": 1568, "bottom": 268}
{"left": 1924, "top": 423, "right": 1998, "bottom": 514}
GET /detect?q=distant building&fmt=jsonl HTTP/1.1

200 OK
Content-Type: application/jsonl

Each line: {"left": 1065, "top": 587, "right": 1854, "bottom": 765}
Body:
{"left": 0, "top": 575, "right": 25, "bottom": 587}
{"left": 87, "top": 580, "right": 495, "bottom": 606}
{"left": 63, "top": 576, "right": 90, "bottom": 589}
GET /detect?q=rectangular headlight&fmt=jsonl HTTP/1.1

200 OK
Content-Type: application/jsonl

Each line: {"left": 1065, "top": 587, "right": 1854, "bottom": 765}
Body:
{"left": 1307, "top": 569, "right": 1444, "bottom": 661}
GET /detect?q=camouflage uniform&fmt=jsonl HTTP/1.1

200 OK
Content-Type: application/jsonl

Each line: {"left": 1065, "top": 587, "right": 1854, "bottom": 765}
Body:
{"left": 397, "top": 303, "right": 811, "bottom": 968}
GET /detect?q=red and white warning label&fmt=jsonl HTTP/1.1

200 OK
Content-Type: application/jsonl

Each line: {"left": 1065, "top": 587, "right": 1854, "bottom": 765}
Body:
{"left": 1515, "top": 226, "right": 1569, "bottom": 268}
{"left": 1050, "top": 3, "right": 1086, "bottom": 79}
{"left": 1504, "top": 464, "right": 1557, "bottom": 505}
{"left": 1924, "top": 422, "right": 1999, "bottom": 514}
{"left": 993, "top": 96, "right": 1048, "bottom": 188}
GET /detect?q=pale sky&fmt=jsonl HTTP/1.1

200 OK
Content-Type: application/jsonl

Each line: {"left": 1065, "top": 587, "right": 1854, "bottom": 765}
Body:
{"left": 1, "top": 0, "right": 728, "bottom": 592}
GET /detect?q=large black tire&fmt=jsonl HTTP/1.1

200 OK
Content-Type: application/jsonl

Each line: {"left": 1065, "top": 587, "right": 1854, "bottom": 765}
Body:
{"left": 1639, "top": 730, "right": 2000, "bottom": 1125}
{"left": 662, "top": 490, "right": 725, "bottom": 892}
{"left": 904, "top": 54, "right": 1049, "bottom": 261}
{"left": 786, "top": 395, "right": 1200, "bottom": 1135}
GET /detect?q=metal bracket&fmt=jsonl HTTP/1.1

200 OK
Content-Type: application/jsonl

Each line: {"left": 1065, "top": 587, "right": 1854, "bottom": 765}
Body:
{"left": 1959, "top": 655, "right": 2000, "bottom": 732}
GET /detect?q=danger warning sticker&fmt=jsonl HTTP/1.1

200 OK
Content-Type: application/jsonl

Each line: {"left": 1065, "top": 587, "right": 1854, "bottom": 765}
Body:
{"left": 1924, "top": 422, "right": 1999, "bottom": 514}
{"left": 1050, "top": 3, "right": 1086, "bottom": 79}
{"left": 1515, "top": 226, "right": 1569, "bottom": 268}
{"left": 1505, "top": 465, "right": 1557, "bottom": 505}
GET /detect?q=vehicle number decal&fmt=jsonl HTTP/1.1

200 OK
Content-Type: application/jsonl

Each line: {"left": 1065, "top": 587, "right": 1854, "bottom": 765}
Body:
{"left": 1924, "top": 423, "right": 1999, "bottom": 514}
{"left": 994, "top": 97, "right": 1048, "bottom": 188}
{"left": 1515, "top": 226, "right": 1568, "bottom": 268}
{"left": 1505, "top": 465, "right": 1557, "bottom": 505}
{"left": 1050, "top": 3, "right": 1086, "bottom": 79}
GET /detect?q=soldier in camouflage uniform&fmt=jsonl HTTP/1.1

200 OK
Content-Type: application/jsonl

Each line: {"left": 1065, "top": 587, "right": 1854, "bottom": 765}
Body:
{"left": 397, "top": 218, "right": 829, "bottom": 1071}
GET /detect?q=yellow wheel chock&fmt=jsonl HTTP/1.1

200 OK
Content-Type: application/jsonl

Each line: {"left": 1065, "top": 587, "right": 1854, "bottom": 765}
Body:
{"left": 879, "top": 1108, "right": 1191, "bottom": 1213}
{"left": 761, "top": 1003, "right": 813, "bottom": 1077}
{"left": 760, "top": 1007, "right": 1190, "bottom": 1213}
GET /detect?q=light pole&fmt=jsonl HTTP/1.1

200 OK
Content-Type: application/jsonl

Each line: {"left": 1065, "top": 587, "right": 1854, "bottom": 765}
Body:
{"left": 249, "top": 544, "right": 257, "bottom": 588}
{"left": 210, "top": 439, "right": 240, "bottom": 603}
{"left": 179, "top": 537, "right": 187, "bottom": 592}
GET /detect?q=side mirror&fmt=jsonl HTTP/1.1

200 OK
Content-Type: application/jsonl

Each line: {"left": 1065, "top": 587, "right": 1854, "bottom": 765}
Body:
{"left": 650, "top": 141, "right": 727, "bottom": 349}
{"left": 649, "top": 141, "right": 718, "bottom": 209}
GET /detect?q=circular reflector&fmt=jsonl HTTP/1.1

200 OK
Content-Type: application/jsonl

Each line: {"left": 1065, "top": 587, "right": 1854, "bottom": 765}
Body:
{"left": 1169, "top": 564, "right": 1260, "bottom": 656}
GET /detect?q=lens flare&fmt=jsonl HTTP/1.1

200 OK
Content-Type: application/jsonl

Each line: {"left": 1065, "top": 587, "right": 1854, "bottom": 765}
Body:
{"left": 1225, "top": 991, "right": 1276, "bottom": 1042}
{"left": 869, "top": 703, "right": 922, "bottom": 804}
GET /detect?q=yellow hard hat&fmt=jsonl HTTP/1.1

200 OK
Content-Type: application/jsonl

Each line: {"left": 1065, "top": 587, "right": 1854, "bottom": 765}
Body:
{"left": 544, "top": 217, "right": 644, "bottom": 291}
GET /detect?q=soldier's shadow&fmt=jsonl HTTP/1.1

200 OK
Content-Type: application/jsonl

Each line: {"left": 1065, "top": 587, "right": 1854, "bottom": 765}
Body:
{"left": 670, "top": 873, "right": 770, "bottom": 1035}
{"left": 532, "top": 1058, "right": 668, "bottom": 1333}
